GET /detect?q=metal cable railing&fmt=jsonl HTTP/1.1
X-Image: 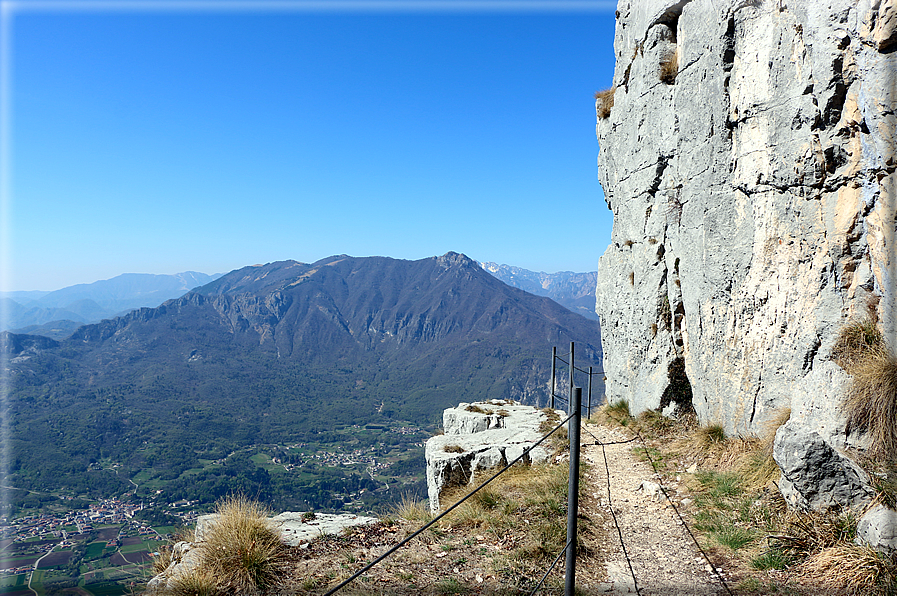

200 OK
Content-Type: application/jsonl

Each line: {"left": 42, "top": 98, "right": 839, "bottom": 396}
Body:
{"left": 581, "top": 420, "right": 736, "bottom": 596}
{"left": 323, "top": 411, "right": 577, "bottom": 596}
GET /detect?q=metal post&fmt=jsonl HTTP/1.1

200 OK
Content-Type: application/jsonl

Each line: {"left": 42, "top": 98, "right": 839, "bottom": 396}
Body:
{"left": 550, "top": 347, "right": 556, "bottom": 409}
{"left": 588, "top": 366, "right": 593, "bottom": 419}
{"left": 569, "top": 341, "right": 575, "bottom": 406}
{"left": 565, "top": 387, "right": 582, "bottom": 596}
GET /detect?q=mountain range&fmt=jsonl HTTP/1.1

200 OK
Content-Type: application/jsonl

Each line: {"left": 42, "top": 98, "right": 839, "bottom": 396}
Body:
{"left": 2, "top": 263, "right": 598, "bottom": 339}
{"left": 479, "top": 262, "right": 598, "bottom": 320}
{"left": 2, "top": 271, "right": 223, "bottom": 338}
{"left": 3, "top": 253, "right": 602, "bottom": 503}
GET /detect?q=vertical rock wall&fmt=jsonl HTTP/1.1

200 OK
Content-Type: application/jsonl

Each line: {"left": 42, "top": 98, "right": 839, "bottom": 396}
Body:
{"left": 596, "top": 0, "right": 896, "bottom": 438}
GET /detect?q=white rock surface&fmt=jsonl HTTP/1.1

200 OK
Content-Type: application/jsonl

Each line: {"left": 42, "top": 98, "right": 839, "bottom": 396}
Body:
{"left": 425, "top": 401, "right": 564, "bottom": 513}
{"left": 595, "top": 0, "right": 896, "bottom": 510}
{"left": 857, "top": 503, "right": 897, "bottom": 552}
{"left": 147, "top": 512, "right": 377, "bottom": 591}
{"left": 194, "top": 511, "right": 378, "bottom": 546}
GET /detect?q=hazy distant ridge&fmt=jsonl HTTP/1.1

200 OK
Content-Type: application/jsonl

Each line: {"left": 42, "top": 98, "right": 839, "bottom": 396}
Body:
{"left": 479, "top": 262, "right": 598, "bottom": 321}
{"left": 2, "top": 271, "right": 223, "bottom": 337}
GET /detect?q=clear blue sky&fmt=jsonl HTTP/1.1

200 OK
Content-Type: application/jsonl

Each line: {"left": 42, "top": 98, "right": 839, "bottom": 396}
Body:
{"left": 2, "top": 0, "right": 618, "bottom": 292}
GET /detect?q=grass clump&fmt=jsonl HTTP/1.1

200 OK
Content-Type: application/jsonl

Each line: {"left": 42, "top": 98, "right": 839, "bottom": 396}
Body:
{"left": 168, "top": 567, "right": 221, "bottom": 596}
{"left": 465, "top": 404, "right": 493, "bottom": 415}
{"left": 842, "top": 347, "right": 897, "bottom": 458}
{"left": 604, "top": 398, "right": 631, "bottom": 420}
{"left": 438, "top": 462, "right": 593, "bottom": 576}
{"left": 659, "top": 50, "right": 678, "bottom": 84}
{"left": 443, "top": 444, "right": 465, "bottom": 454}
{"left": 801, "top": 545, "right": 897, "bottom": 596}
{"left": 392, "top": 493, "right": 431, "bottom": 524}
{"left": 595, "top": 86, "right": 616, "bottom": 119}
{"left": 198, "top": 495, "right": 289, "bottom": 594}
{"left": 833, "top": 318, "right": 884, "bottom": 370}
{"left": 698, "top": 423, "right": 726, "bottom": 445}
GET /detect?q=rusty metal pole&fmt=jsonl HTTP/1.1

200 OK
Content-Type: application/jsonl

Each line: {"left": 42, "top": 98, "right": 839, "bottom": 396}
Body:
{"left": 565, "top": 387, "right": 582, "bottom": 596}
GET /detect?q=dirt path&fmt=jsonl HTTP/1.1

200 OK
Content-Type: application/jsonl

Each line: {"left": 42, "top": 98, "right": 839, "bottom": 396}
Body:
{"left": 580, "top": 422, "right": 726, "bottom": 596}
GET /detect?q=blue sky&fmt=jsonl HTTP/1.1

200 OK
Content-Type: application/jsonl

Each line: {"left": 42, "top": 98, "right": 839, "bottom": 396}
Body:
{"left": 2, "top": 0, "right": 617, "bottom": 291}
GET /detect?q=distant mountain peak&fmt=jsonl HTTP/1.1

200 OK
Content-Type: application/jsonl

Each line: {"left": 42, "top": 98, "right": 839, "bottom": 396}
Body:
{"left": 479, "top": 261, "right": 599, "bottom": 321}
{"left": 435, "top": 252, "right": 477, "bottom": 269}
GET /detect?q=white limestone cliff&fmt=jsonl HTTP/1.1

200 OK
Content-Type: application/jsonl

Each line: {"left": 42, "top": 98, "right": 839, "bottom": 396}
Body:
{"left": 425, "top": 401, "right": 562, "bottom": 513}
{"left": 595, "top": 0, "right": 895, "bottom": 515}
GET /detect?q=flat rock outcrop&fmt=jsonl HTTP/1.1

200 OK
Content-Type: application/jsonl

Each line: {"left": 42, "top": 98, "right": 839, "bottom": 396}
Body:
{"left": 147, "top": 512, "right": 376, "bottom": 592}
{"left": 595, "top": 0, "right": 895, "bottom": 511}
{"left": 425, "top": 401, "right": 563, "bottom": 513}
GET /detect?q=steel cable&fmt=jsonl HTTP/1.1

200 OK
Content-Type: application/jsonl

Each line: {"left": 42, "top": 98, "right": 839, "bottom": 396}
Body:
{"left": 322, "top": 413, "right": 575, "bottom": 595}
{"left": 527, "top": 539, "right": 571, "bottom": 596}
{"left": 633, "top": 429, "right": 736, "bottom": 596}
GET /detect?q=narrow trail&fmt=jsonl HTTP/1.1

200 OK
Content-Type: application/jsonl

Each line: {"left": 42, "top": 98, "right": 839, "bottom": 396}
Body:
{"left": 581, "top": 422, "right": 725, "bottom": 596}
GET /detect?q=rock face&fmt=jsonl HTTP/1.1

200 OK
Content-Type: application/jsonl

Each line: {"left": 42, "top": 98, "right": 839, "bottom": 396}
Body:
{"left": 425, "top": 401, "right": 563, "bottom": 513}
{"left": 595, "top": 0, "right": 896, "bottom": 509}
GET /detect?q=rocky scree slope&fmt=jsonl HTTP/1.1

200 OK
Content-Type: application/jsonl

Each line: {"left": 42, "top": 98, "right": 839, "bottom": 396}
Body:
{"left": 595, "top": 0, "right": 895, "bottom": 513}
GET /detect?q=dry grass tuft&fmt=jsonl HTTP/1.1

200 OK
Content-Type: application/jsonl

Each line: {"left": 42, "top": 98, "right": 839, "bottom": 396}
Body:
{"left": 738, "top": 408, "right": 791, "bottom": 490}
{"left": 392, "top": 494, "right": 432, "bottom": 524}
{"left": 152, "top": 544, "right": 173, "bottom": 575}
{"left": 659, "top": 50, "right": 678, "bottom": 84}
{"left": 697, "top": 423, "right": 726, "bottom": 445}
{"left": 842, "top": 348, "right": 897, "bottom": 458}
{"left": 595, "top": 86, "right": 616, "bottom": 119}
{"left": 168, "top": 567, "right": 221, "bottom": 596}
{"left": 832, "top": 318, "right": 884, "bottom": 370}
{"left": 772, "top": 509, "right": 859, "bottom": 558}
{"left": 539, "top": 407, "right": 561, "bottom": 433}
{"left": 438, "top": 462, "right": 587, "bottom": 571}
{"left": 465, "top": 404, "right": 492, "bottom": 415}
{"left": 443, "top": 444, "right": 465, "bottom": 454}
{"left": 199, "top": 494, "right": 289, "bottom": 594}
{"left": 801, "top": 544, "right": 897, "bottom": 596}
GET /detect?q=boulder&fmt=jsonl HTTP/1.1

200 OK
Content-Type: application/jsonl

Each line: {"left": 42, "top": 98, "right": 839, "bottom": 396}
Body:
{"left": 856, "top": 504, "right": 897, "bottom": 553}
{"left": 426, "top": 401, "right": 564, "bottom": 513}
{"left": 773, "top": 425, "right": 874, "bottom": 511}
{"left": 146, "top": 540, "right": 203, "bottom": 592}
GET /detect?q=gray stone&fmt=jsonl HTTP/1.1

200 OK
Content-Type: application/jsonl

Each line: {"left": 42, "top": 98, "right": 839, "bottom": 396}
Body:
{"left": 193, "top": 511, "right": 377, "bottom": 546}
{"left": 857, "top": 504, "right": 897, "bottom": 553}
{"left": 773, "top": 425, "right": 874, "bottom": 511}
{"left": 146, "top": 540, "right": 202, "bottom": 592}
{"left": 270, "top": 512, "right": 378, "bottom": 545}
{"left": 426, "top": 401, "right": 563, "bottom": 512}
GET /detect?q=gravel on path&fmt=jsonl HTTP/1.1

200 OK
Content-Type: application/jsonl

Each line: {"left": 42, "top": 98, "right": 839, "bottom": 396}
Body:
{"left": 581, "top": 423, "right": 727, "bottom": 596}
